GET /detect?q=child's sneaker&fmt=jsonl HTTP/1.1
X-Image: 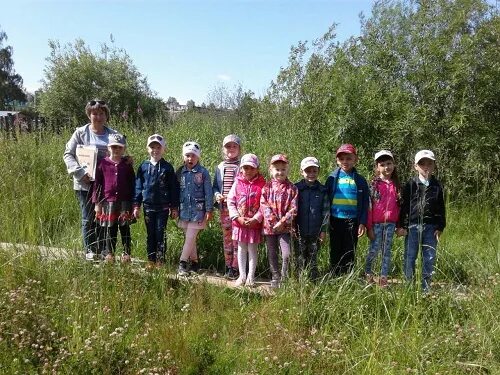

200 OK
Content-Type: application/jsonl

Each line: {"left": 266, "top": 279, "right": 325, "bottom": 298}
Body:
{"left": 270, "top": 279, "right": 280, "bottom": 289}
{"left": 145, "top": 261, "right": 156, "bottom": 271}
{"left": 245, "top": 278, "right": 255, "bottom": 288}
{"left": 178, "top": 261, "right": 189, "bottom": 276}
{"left": 189, "top": 261, "right": 200, "bottom": 274}
{"left": 104, "top": 254, "right": 115, "bottom": 263}
{"left": 378, "top": 276, "right": 388, "bottom": 288}
{"left": 365, "top": 273, "right": 375, "bottom": 284}
{"left": 121, "top": 254, "right": 131, "bottom": 263}
{"left": 85, "top": 251, "right": 96, "bottom": 261}
{"left": 234, "top": 277, "right": 245, "bottom": 287}
{"left": 228, "top": 267, "right": 238, "bottom": 280}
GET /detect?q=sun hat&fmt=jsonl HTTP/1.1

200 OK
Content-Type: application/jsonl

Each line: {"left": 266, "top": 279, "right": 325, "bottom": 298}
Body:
{"left": 336, "top": 144, "right": 357, "bottom": 156}
{"left": 300, "top": 157, "right": 320, "bottom": 170}
{"left": 240, "top": 153, "right": 259, "bottom": 168}
{"left": 374, "top": 150, "right": 394, "bottom": 161}
{"left": 270, "top": 154, "right": 289, "bottom": 164}
{"left": 223, "top": 134, "right": 241, "bottom": 147}
{"left": 147, "top": 134, "right": 166, "bottom": 148}
{"left": 414, "top": 150, "right": 436, "bottom": 164}
{"left": 182, "top": 141, "right": 201, "bottom": 157}
{"left": 108, "top": 133, "right": 126, "bottom": 147}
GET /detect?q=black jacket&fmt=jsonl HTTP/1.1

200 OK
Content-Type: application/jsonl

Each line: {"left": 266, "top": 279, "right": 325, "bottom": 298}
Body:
{"left": 398, "top": 176, "right": 446, "bottom": 232}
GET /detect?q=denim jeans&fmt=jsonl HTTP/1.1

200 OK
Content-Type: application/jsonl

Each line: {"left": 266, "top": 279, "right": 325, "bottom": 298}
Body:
{"left": 294, "top": 235, "right": 320, "bottom": 280}
{"left": 144, "top": 209, "right": 169, "bottom": 262}
{"left": 404, "top": 224, "right": 438, "bottom": 291}
{"left": 365, "top": 223, "right": 396, "bottom": 277}
{"left": 75, "top": 189, "right": 101, "bottom": 253}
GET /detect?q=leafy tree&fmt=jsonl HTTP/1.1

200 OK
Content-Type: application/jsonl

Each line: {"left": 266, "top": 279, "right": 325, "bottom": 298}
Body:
{"left": 186, "top": 99, "right": 195, "bottom": 109}
{"left": 37, "top": 38, "right": 165, "bottom": 125}
{"left": 0, "top": 27, "right": 26, "bottom": 109}
{"left": 166, "top": 96, "right": 179, "bottom": 109}
{"left": 254, "top": 0, "right": 500, "bottom": 200}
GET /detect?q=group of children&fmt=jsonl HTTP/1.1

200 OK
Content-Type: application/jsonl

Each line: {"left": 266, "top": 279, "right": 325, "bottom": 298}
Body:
{"left": 90, "top": 133, "right": 446, "bottom": 291}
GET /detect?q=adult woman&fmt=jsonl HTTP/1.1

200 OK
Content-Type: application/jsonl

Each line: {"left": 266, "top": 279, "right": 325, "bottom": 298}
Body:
{"left": 63, "top": 100, "right": 118, "bottom": 260}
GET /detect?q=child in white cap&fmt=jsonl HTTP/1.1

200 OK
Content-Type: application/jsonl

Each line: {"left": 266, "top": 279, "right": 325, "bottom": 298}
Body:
{"left": 294, "top": 156, "right": 329, "bottom": 280}
{"left": 364, "top": 150, "right": 400, "bottom": 287}
{"left": 177, "top": 141, "right": 214, "bottom": 276}
{"left": 92, "top": 133, "right": 135, "bottom": 262}
{"left": 227, "top": 154, "right": 266, "bottom": 287}
{"left": 133, "top": 134, "right": 180, "bottom": 270}
{"left": 213, "top": 134, "right": 242, "bottom": 279}
{"left": 398, "top": 150, "right": 446, "bottom": 292}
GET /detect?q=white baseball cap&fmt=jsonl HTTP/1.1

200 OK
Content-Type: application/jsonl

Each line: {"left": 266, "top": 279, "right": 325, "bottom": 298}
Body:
{"left": 222, "top": 134, "right": 241, "bottom": 146}
{"left": 415, "top": 150, "right": 436, "bottom": 164}
{"left": 300, "top": 157, "right": 320, "bottom": 170}
{"left": 147, "top": 134, "right": 166, "bottom": 148}
{"left": 240, "top": 153, "right": 259, "bottom": 168}
{"left": 183, "top": 141, "right": 201, "bottom": 157}
{"left": 374, "top": 150, "right": 394, "bottom": 161}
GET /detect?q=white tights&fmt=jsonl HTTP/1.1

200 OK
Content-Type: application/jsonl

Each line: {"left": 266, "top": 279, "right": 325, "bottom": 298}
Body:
{"left": 180, "top": 227, "right": 201, "bottom": 262}
{"left": 237, "top": 242, "right": 258, "bottom": 282}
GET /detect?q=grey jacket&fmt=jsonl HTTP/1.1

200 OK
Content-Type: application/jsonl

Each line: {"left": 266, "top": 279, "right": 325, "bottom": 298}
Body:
{"left": 63, "top": 123, "right": 117, "bottom": 191}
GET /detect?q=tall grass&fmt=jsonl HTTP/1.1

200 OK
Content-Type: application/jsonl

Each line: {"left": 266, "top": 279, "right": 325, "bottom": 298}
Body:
{"left": 0, "top": 115, "right": 498, "bottom": 374}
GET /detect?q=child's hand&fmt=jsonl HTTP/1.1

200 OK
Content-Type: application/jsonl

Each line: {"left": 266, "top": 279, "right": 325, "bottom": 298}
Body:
{"left": 273, "top": 221, "right": 285, "bottom": 232}
{"left": 216, "top": 194, "right": 225, "bottom": 204}
{"left": 319, "top": 232, "right": 326, "bottom": 243}
{"left": 170, "top": 209, "right": 179, "bottom": 219}
{"left": 237, "top": 217, "right": 247, "bottom": 226}
{"left": 434, "top": 230, "right": 442, "bottom": 242}
{"left": 94, "top": 204, "right": 102, "bottom": 216}
{"left": 205, "top": 211, "right": 213, "bottom": 222}
{"left": 367, "top": 228, "right": 375, "bottom": 241}
{"left": 396, "top": 228, "right": 407, "bottom": 237}
{"left": 358, "top": 224, "right": 366, "bottom": 237}
{"left": 132, "top": 207, "right": 140, "bottom": 219}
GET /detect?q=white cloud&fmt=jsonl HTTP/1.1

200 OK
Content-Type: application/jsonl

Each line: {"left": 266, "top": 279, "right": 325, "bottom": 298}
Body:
{"left": 216, "top": 74, "right": 231, "bottom": 81}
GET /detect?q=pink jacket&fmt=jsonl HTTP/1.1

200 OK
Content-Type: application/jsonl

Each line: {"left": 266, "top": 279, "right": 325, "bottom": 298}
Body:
{"left": 227, "top": 173, "right": 266, "bottom": 229}
{"left": 367, "top": 178, "right": 400, "bottom": 229}
{"left": 260, "top": 178, "right": 298, "bottom": 235}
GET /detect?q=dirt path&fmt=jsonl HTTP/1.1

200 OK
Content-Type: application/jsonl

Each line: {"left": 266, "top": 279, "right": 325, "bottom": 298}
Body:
{"left": 0, "top": 242, "right": 274, "bottom": 295}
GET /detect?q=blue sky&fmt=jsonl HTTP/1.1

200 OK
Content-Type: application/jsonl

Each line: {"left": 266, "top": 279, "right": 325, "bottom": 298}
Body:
{"left": 1, "top": 0, "right": 374, "bottom": 105}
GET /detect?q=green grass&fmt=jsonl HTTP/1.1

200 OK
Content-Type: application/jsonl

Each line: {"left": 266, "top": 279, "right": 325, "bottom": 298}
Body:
{"left": 0, "top": 114, "right": 499, "bottom": 374}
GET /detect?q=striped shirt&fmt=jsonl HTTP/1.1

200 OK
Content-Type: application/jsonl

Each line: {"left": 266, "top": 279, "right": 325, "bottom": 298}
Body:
{"left": 222, "top": 161, "right": 239, "bottom": 195}
{"left": 331, "top": 170, "right": 358, "bottom": 218}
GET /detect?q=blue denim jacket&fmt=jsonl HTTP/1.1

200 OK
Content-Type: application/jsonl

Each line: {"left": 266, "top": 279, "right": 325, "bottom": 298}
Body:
{"left": 177, "top": 163, "right": 214, "bottom": 222}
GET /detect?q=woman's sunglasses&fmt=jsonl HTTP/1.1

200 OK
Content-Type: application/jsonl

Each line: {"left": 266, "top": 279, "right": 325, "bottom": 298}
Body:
{"left": 88, "top": 100, "right": 106, "bottom": 106}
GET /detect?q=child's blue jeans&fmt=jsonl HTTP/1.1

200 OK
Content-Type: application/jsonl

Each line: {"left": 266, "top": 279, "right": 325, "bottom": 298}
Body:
{"left": 365, "top": 223, "right": 396, "bottom": 277}
{"left": 404, "top": 223, "right": 438, "bottom": 291}
{"left": 144, "top": 209, "right": 169, "bottom": 263}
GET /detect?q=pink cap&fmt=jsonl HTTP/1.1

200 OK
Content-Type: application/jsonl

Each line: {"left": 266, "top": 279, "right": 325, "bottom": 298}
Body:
{"left": 270, "top": 154, "right": 289, "bottom": 164}
{"left": 240, "top": 153, "right": 259, "bottom": 168}
{"left": 336, "top": 144, "right": 357, "bottom": 156}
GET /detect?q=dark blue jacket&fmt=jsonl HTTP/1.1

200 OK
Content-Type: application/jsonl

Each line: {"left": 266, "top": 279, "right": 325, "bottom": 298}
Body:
{"left": 325, "top": 167, "right": 370, "bottom": 225}
{"left": 294, "top": 179, "right": 329, "bottom": 237}
{"left": 398, "top": 176, "right": 446, "bottom": 232}
{"left": 133, "top": 159, "right": 179, "bottom": 212}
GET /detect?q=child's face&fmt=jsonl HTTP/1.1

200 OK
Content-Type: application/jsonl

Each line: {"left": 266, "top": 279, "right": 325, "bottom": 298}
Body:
{"left": 241, "top": 165, "right": 258, "bottom": 181}
{"left": 109, "top": 145, "right": 125, "bottom": 158}
{"left": 301, "top": 166, "right": 319, "bottom": 183}
{"left": 415, "top": 158, "right": 435, "bottom": 180}
{"left": 184, "top": 153, "right": 199, "bottom": 169}
{"left": 376, "top": 159, "right": 394, "bottom": 179}
{"left": 89, "top": 108, "right": 107, "bottom": 127}
{"left": 223, "top": 142, "right": 240, "bottom": 160}
{"left": 336, "top": 153, "right": 357, "bottom": 172}
{"left": 148, "top": 142, "right": 165, "bottom": 159}
{"left": 270, "top": 161, "right": 289, "bottom": 182}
